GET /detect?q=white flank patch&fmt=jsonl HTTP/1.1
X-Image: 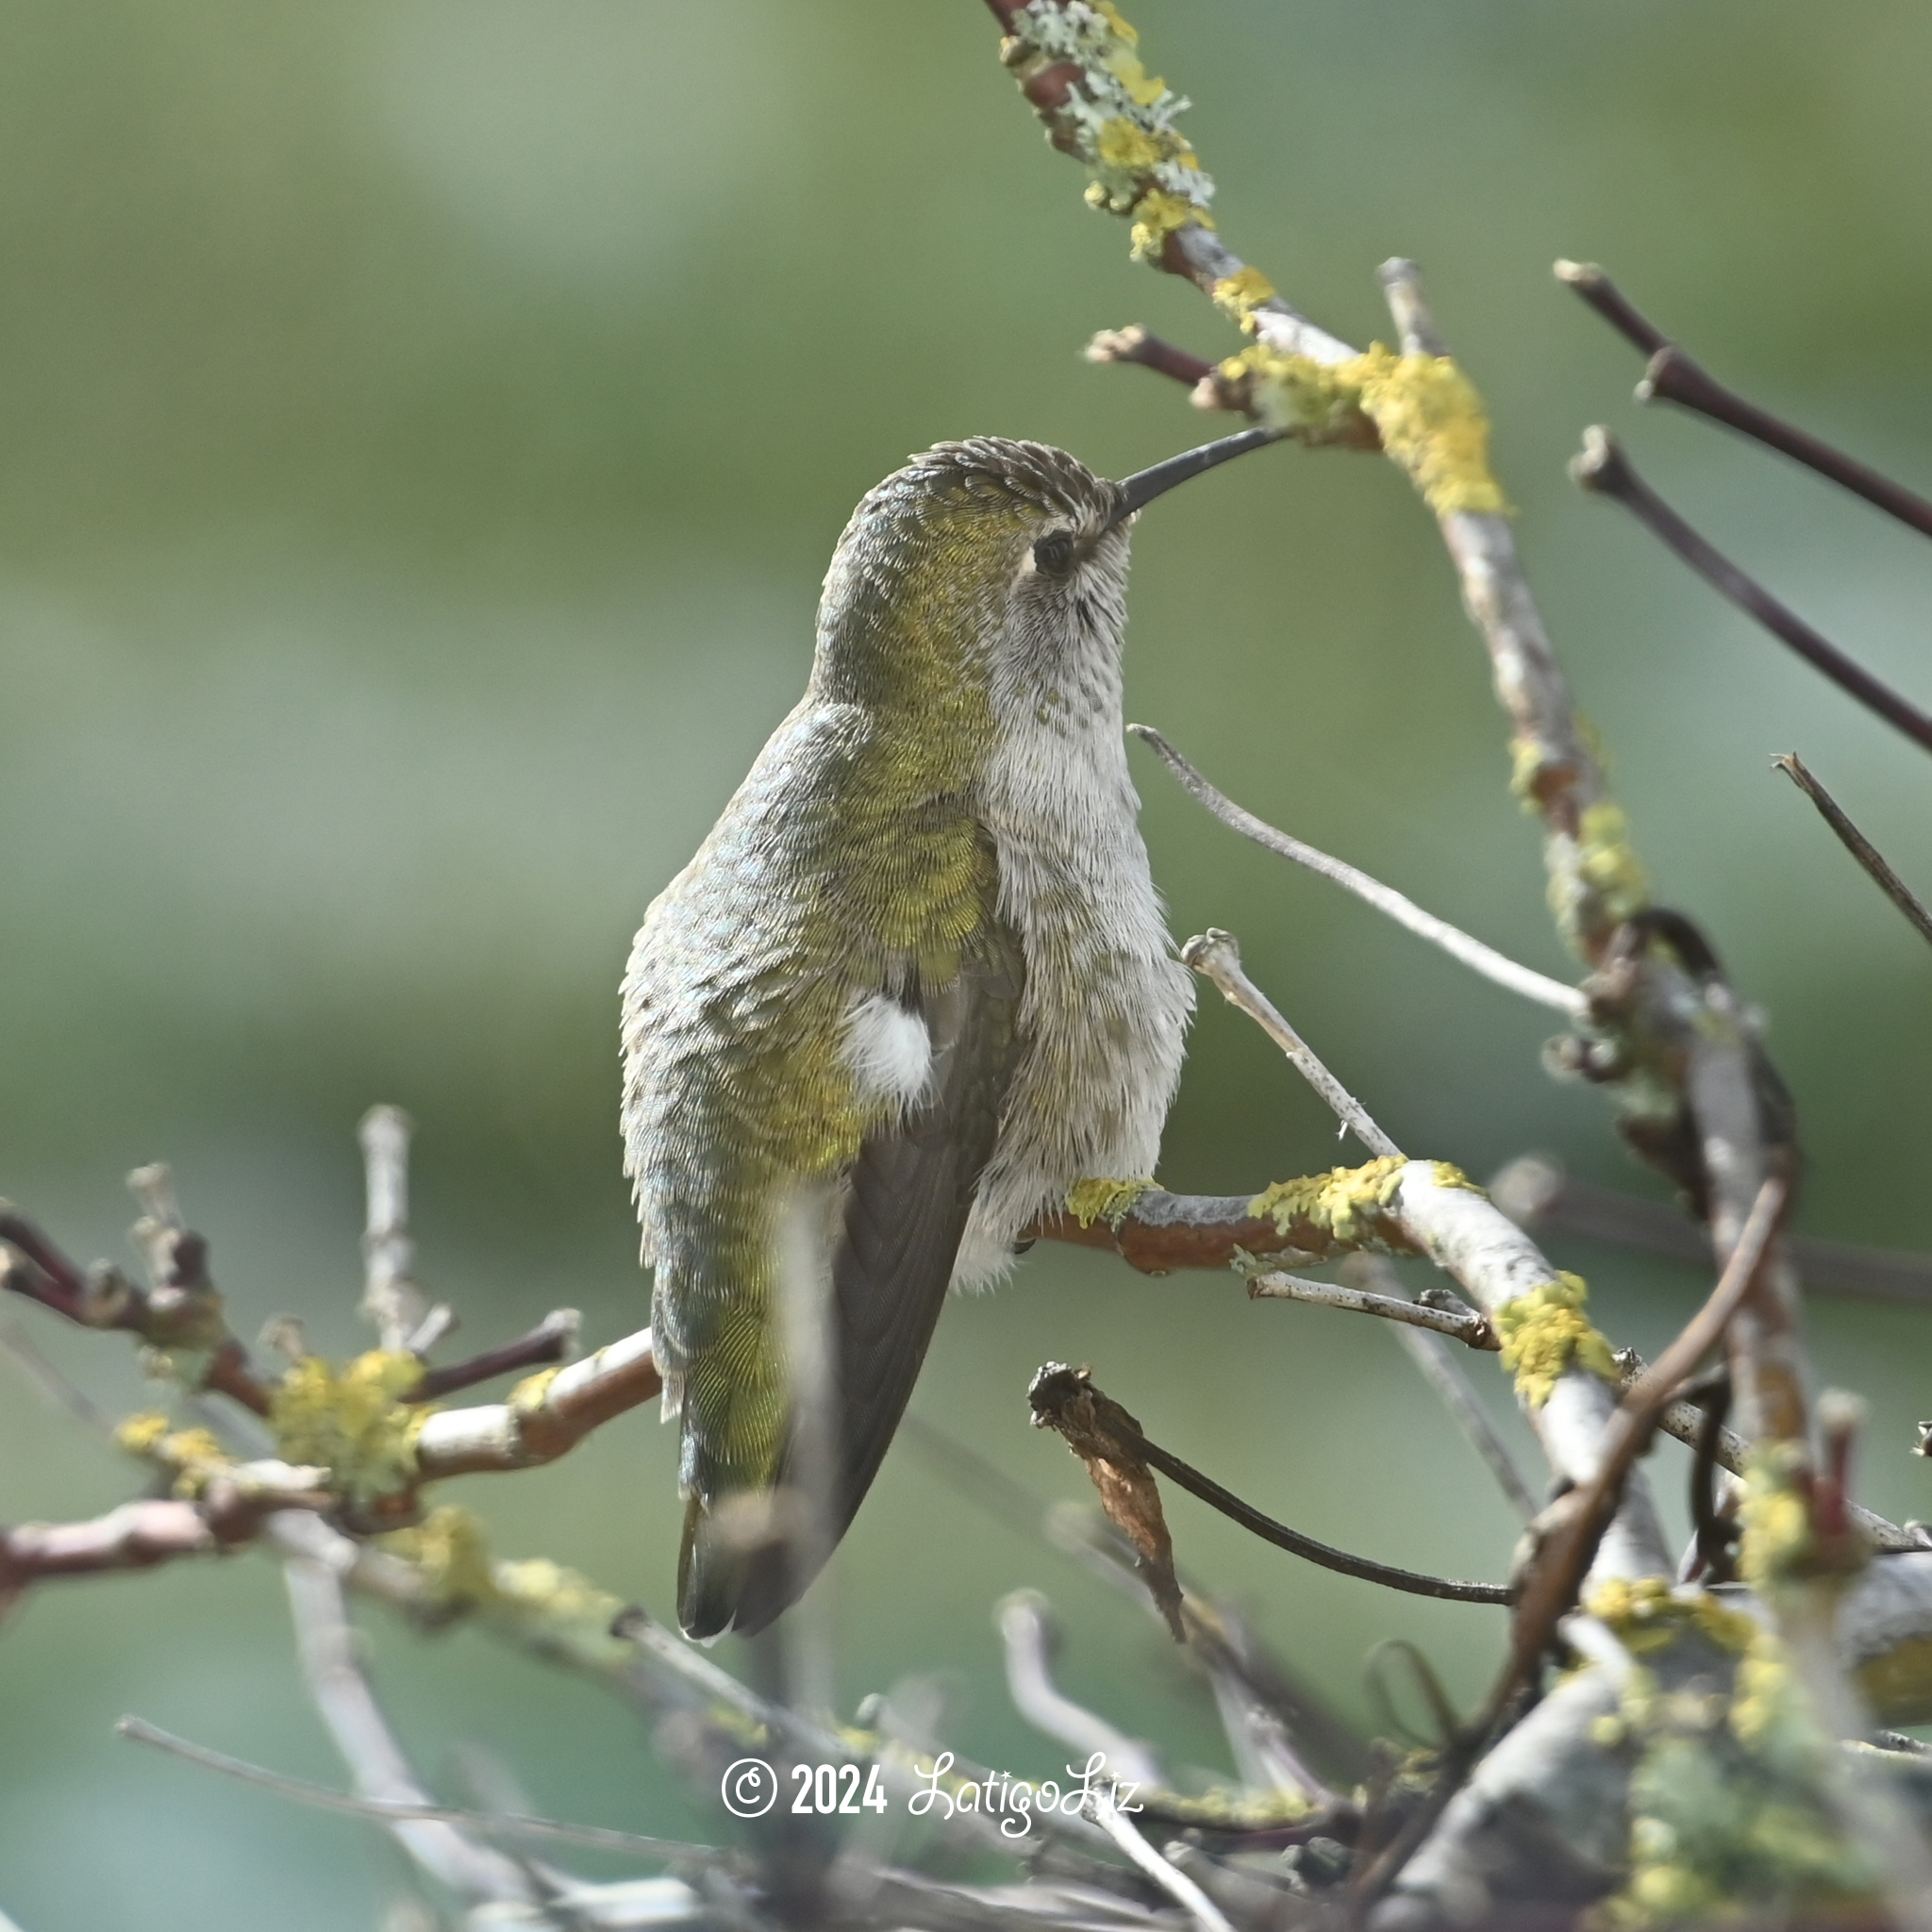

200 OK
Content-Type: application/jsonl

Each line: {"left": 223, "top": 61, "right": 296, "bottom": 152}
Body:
{"left": 842, "top": 991, "right": 932, "bottom": 1113}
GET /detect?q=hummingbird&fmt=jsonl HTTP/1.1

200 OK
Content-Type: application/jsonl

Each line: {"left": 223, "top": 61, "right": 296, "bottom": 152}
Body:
{"left": 621, "top": 425, "right": 1277, "bottom": 1640}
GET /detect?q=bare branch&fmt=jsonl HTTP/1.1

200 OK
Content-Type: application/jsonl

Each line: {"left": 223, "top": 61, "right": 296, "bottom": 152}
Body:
{"left": 284, "top": 1553, "right": 541, "bottom": 1907}
{"left": 1084, "top": 325, "right": 1215, "bottom": 391}
{"left": 1573, "top": 425, "right": 1932, "bottom": 754}
{"left": 1556, "top": 259, "right": 1932, "bottom": 542}
{"left": 1180, "top": 928, "right": 1400, "bottom": 1157}
{"left": 1341, "top": 1255, "right": 1540, "bottom": 1523}
{"left": 1491, "top": 1152, "right": 1932, "bottom": 1307}
{"left": 1085, "top": 1787, "right": 1235, "bottom": 1932}
{"left": 1244, "top": 1267, "right": 1497, "bottom": 1350}
{"left": 412, "top": 1308, "right": 580, "bottom": 1403}
{"left": 1774, "top": 753, "right": 1932, "bottom": 950}
{"left": 996, "top": 1591, "right": 1165, "bottom": 1790}
{"left": 116, "top": 1714, "right": 723, "bottom": 1865}
{"left": 1133, "top": 727, "right": 1586, "bottom": 1017}
{"left": 359, "top": 1106, "right": 431, "bottom": 1354}
{"left": 2, "top": 1501, "right": 223, "bottom": 1588}
{"left": 1030, "top": 1363, "right": 1511, "bottom": 1607}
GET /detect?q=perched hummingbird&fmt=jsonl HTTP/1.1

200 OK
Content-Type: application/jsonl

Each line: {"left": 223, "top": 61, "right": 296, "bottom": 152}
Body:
{"left": 622, "top": 425, "right": 1276, "bottom": 1639}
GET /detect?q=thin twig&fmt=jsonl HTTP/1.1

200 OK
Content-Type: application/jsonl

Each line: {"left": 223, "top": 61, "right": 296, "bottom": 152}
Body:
{"left": 1082, "top": 1391, "right": 1511, "bottom": 1607}
{"left": 1573, "top": 426, "right": 1932, "bottom": 754}
{"left": 1491, "top": 1153, "right": 1932, "bottom": 1307}
{"left": 1774, "top": 753, "right": 1932, "bottom": 949}
{"left": 1638, "top": 1365, "right": 1917, "bottom": 1555}
{"left": 116, "top": 1715, "right": 724, "bottom": 1864}
{"left": 411, "top": 1308, "right": 580, "bottom": 1402}
{"left": 1134, "top": 727, "right": 1585, "bottom": 1017}
{"left": 1340, "top": 1255, "right": 1540, "bottom": 1522}
{"left": 898, "top": 1417, "right": 1374, "bottom": 1790}
{"left": 1180, "top": 929, "right": 1401, "bottom": 1157}
{"left": 996, "top": 1592, "right": 1165, "bottom": 1790}
{"left": 1085, "top": 325, "right": 1217, "bottom": 391}
{"left": 284, "top": 1553, "right": 539, "bottom": 1906}
{"left": 1085, "top": 1787, "right": 1236, "bottom": 1932}
{"left": 1555, "top": 259, "right": 1932, "bottom": 542}
{"left": 359, "top": 1106, "right": 429, "bottom": 1355}
{"left": 1244, "top": 1268, "right": 1496, "bottom": 1349}
{"left": 0, "top": 1318, "right": 118, "bottom": 1435}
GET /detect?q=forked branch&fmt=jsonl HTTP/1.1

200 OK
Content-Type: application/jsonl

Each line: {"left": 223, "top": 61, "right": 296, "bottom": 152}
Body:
{"left": 1557, "top": 258, "right": 1932, "bottom": 542}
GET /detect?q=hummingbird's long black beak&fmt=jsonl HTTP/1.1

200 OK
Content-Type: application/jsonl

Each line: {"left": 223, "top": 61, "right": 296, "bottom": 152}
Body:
{"left": 1109, "top": 425, "right": 1283, "bottom": 527}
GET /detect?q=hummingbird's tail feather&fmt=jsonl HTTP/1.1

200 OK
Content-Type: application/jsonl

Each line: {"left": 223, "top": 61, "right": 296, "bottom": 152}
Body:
{"left": 677, "top": 1492, "right": 796, "bottom": 1641}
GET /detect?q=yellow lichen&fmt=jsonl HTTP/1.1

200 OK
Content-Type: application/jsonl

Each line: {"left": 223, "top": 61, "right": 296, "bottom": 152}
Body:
{"left": 1574, "top": 800, "right": 1650, "bottom": 926}
{"left": 1494, "top": 1273, "right": 1615, "bottom": 1407}
{"left": 382, "top": 1504, "right": 497, "bottom": 1612}
{"left": 1215, "top": 342, "right": 1509, "bottom": 515}
{"left": 1095, "top": 116, "right": 1164, "bottom": 173}
{"left": 1734, "top": 1445, "right": 1817, "bottom": 1591}
{"left": 1128, "top": 189, "right": 1207, "bottom": 263}
{"left": 1093, "top": 1, "right": 1138, "bottom": 44}
{"left": 1065, "top": 1176, "right": 1154, "bottom": 1229}
{"left": 494, "top": 1557, "right": 627, "bottom": 1645}
{"left": 1248, "top": 1157, "right": 1410, "bottom": 1248}
{"left": 1585, "top": 1577, "right": 1757, "bottom": 1661}
{"left": 1344, "top": 345, "right": 1509, "bottom": 517}
{"left": 1210, "top": 267, "right": 1277, "bottom": 332}
{"left": 115, "top": 1411, "right": 172, "bottom": 1458}
{"left": 509, "top": 1365, "right": 563, "bottom": 1414}
{"left": 1599, "top": 1618, "right": 1876, "bottom": 1927}
{"left": 114, "top": 1411, "right": 235, "bottom": 1498}
{"left": 1107, "top": 50, "right": 1167, "bottom": 108}
{"left": 271, "top": 1348, "right": 427, "bottom": 1508}
{"left": 382, "top": 1505, "right": 629, "bottom": 1665}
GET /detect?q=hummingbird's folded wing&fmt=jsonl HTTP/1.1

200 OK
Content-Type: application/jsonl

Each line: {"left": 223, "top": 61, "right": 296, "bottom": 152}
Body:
{"left": 719, "top": 924, "right": 1024, "bottom": 1637}
{"left": 820, "top": 931, "right": 1024, "bottom": 1537}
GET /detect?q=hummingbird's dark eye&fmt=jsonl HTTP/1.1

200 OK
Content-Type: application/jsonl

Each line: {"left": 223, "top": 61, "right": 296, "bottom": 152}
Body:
{"left": 1031, "top": 530, "right": 1077, "bottom": 578}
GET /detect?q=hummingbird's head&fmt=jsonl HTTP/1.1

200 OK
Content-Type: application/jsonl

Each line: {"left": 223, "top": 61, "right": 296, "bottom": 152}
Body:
{"left": 811, "top": 428, "right": 1277, "bottom": 770}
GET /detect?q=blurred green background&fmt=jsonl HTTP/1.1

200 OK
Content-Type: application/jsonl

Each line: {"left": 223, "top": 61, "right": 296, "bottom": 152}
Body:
{"left": 4, "top": 1, "right": 1932, "bottom": 1923}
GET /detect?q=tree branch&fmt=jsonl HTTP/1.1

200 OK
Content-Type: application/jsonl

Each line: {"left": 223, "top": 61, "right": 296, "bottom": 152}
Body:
{"left": 1556, "top": 259, "right": 1932, "bottom": 542}
{"left": 1134, "top": 727, "right": 1585, "bottom": 1017}
{"left": 1573, "top": 425, "right": 1932, "bottom": 754}
{"left": 1341, "top": 1254, "right": 1540, "bottom": 1523}
{"left": 1243, "top": 1268, "right": 1496, "bottom": 1350}
{"left": 1182, "top": 928, "right": 1400, "bottom": 1157}
{"left": 1774, "top": 753, "right": 1932, "bottom": 950}
{"left": 1491, "top": 1153, "right": 1932, "bottom": 1307}
{"left": 411, "top": 1308, "right": 581, "bottom": 1403}
{"left": 283, "top": 1552, "right": 542, "bottom": 1908}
